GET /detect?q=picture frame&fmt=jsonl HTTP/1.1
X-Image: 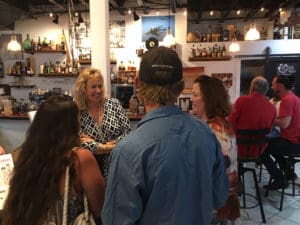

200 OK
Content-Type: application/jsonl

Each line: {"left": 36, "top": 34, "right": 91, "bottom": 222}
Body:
{"left": 109, "top": 20, "right": 126, "bottom": 48}
{"left": 179, "top": 97, "right": 191, "bottom": 112}
{"left": 182, "top": 67, "right": 204, "bottom": 94}
{"left": 142, "top": 16, "right": 175, "bottom": 42}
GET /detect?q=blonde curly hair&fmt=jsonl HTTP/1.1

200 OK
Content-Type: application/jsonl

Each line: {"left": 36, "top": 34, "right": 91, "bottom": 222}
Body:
{"left": 73, "top": 67, "right": 106, "bottom": 110}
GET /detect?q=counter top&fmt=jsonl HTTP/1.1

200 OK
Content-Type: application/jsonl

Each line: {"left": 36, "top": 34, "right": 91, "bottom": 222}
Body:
{"left": 0, "top": 113, "right": 29, "bottom": 120}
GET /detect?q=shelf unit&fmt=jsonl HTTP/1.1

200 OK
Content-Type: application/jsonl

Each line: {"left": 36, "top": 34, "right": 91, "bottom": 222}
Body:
{"left": 24, "top": 50, "right": 66, "bottom": 54}
{"left": 38, "top": 73, "right": 78, "bottom": 77}
{"left": 188, "top": 56, "right": 232, "bottom": 61}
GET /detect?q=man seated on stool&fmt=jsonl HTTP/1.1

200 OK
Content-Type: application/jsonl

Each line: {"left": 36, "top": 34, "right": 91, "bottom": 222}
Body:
{"left": 228, "top": 76, "right": 276, "bottom": 158}
{"left": 261, "top": 74, "right": 300, "bottom": 190}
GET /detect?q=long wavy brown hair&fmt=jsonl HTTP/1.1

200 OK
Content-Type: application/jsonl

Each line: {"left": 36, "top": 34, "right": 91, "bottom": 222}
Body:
{"left": 2, "top": 95, "right": 81, "bottom": 225}
{"left": 193, "top": 75, "right": 231, "bottom": 119}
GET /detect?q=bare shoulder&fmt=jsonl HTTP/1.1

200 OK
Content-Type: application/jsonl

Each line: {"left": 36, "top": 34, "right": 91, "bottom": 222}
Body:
{"left": 74, "top": 148, "right": 96, "bottom": 163}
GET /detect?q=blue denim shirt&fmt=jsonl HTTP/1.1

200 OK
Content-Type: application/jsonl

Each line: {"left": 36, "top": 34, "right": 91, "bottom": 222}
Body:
{"left": 102, "top": 105, "right": 228, "bottom": 225}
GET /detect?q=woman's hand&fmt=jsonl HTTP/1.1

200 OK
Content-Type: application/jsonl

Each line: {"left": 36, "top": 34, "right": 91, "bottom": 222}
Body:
{"left": 0, "top": 146, "right": 6, "bottom": 155}
{"left": 80, "top": 134, "right": 95, "bottom": 143}
{"left": 98, "top": 140, "right": 116, "bottom": 154}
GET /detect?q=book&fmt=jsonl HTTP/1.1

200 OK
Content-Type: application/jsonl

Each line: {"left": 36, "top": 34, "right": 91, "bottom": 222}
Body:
{"left": 0, "top": 153, "right": 14, "bottom": 210}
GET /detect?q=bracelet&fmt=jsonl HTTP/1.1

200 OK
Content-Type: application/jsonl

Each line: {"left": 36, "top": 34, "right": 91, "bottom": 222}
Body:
{"left": 102, "top": 144, "right": 106, "bottom": 152}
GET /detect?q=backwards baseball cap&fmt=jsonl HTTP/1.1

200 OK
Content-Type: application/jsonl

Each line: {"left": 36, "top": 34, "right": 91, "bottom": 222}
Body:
{"left": 139, "top": 46, "right": 182, "bottom": 85}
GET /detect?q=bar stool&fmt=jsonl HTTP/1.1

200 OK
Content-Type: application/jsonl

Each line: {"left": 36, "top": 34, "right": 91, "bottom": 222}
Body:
{"left": 237, "top": 128, "right": 269, "bottom": 224}
{"left": 265, "top": 152, "right": 300, "bottom": 211}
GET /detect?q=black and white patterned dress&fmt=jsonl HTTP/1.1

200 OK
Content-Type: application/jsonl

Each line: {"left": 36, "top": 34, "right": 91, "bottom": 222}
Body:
{"left": 80, "top": 97, "right": 130, "bottom": 180}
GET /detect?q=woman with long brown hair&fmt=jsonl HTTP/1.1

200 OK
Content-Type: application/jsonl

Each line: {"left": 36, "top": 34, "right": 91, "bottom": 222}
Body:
{"left": 2, "top": 95, "right": 105, "bottom": 225}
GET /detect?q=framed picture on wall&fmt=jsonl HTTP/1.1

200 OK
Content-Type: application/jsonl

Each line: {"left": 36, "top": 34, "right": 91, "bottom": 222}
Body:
{"left": 179, "top": 97, "right": 191, "bottom": 112}
{"left": 182, "top": 67, "right": 204, "bottom": 94}
{"left": 109, "top": 20, "right": 125, "bottom": 48}
{"left": 141, "top": 16, "right": 175, "bottom": 42}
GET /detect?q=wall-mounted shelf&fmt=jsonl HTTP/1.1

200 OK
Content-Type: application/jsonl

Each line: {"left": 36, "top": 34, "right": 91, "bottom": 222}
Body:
{"left": 78, "top": 59, "right": 91, "bottom": 65}
{"left": 24, "top": 50, "right": 66, "bottom": 54}
{"left": 10, "top": 84, "right": 36, "bottom": 88}
{"left": 7, "top": 73, "right": 35, "bottom": 77}
{"left": 38, "top": 73, "right": 78, "bottom": 77}
{"left": 188, "top": 56, "right": 232, "bottom": 61}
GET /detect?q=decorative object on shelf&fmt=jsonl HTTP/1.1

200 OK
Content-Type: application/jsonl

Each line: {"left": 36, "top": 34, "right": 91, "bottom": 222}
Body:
{"left": 162, "top": 7, "right": 176, "bottom": 48}
{"left": 145, "top": 37, "right": 158, "bottom": 50}
{"left": 7, "top": 34, "right": 21, "bottom": 51}
{"left": 245, "top": 23, "right": 260, "bottom": 40}
{"left": 22, "top": 34, "right": 32, "bottom": 50}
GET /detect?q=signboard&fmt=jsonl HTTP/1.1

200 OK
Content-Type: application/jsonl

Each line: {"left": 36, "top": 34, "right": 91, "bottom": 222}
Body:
{"left": 0, "top": 153, "right": 14, "bottom": 210}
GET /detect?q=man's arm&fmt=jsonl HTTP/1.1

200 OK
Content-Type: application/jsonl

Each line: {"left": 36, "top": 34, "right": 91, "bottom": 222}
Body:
{"left": 274, "top": 116, "right": 292, "bottom": 129}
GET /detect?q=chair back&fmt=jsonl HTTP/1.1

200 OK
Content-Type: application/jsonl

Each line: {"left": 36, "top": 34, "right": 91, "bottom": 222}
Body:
{"left": 236, "top": 128, "right": 269, "bottom": 160}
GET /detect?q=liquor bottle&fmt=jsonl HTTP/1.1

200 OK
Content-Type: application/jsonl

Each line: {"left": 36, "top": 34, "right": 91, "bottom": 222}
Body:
{"left": 23, "top": 34, "right": 32, "bottom": 50}
{"left": 37, "top": 36, "right": 42, "bottom": 50}
{"left": 0, "top": 56, "right": 3, "bottom": 77}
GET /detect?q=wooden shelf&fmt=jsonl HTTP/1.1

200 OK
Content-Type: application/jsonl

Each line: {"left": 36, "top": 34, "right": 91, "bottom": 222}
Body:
{"left": 38, "top": 73, "right": 78, "bottom": 77}
{"left": 7, "top": 74, "right": 35, "bottom": 77}
{"left": 24, "top": 50, "right": 66, "bottom": 54}
{"left": 10, "top": 84, "right": 36, "bottom": 88}
{"left": 188, "top": 56, "right": 232, "bottom": 61}
{"left": 78, "top": 59, "right": 91, "bottom": 65}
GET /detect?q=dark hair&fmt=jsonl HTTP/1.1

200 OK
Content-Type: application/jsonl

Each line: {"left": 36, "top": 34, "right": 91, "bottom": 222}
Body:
{"left": 275, "top": 74, "right": 295, "bottom": 90}
{"left": 193, "top": 75, "right": 231, "bottom": 119}
{"left": 3, "top": 95, "right": 81, "bottom": 225}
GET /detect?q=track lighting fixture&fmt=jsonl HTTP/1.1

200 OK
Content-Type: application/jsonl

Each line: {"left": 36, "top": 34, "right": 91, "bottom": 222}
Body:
{"left": 133, "top": 11, "right": 140, "bottom": 21}
{"left": 78, "top": 12, "right": 84, "bottom": 24}
{"left": 52, "top": 14, "right": 59, "bottom": 24}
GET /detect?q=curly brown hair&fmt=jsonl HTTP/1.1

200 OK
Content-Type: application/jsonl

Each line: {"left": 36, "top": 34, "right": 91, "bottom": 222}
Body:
{"left": 193, "top": 75, "right": 231, "bottom": 119}
{"left": 2, "top": 95, "right": 81, "bottom": 225}
{"left": 73, "top": 67, "right": 106, "bottom": 110}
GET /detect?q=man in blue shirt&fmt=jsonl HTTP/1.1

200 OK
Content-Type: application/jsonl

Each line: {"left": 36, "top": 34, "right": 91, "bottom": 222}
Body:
{"left": 102, "top": 46, "right": 228, "bottom": 225}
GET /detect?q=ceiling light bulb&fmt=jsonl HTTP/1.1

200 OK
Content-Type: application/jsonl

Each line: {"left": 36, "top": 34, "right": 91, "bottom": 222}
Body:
{"left": 229, "top": 38, "right": 240, "bottom": 52}
{"left": 156, "top": 10, "right": 160, "bottom": 15}
{"left": 183, "top": 9, "right": 187, "bottom": 16}
{"left": 7, "top": 35, "right": 21, "bottom": 51}
{"left": 209, "top": 11, "right": 214, "bottom": 16}
{"left": 245, "top": 24, "right": 260, "bottom": 40}
{"left": 260, "top": 7, "right": 264, "bottom": 12}
{"left": 49, "top": 12, "right": 53, "bottom": 17}
{"left": 237, "top": 10, "right": 241, "bottom": 15}
{"left": 128, "top": 9, "right": 132, "bottom": 14}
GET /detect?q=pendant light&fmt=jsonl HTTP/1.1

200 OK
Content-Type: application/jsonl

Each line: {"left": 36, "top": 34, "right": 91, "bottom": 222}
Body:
{"left": 162, "top": 7, "right": 176, "bottom": 47}
{"left": 229, "top": 37, "right": 240, "bottom": 52}
{"left": 245, "top": 23, "right": 260, "bottom": 40}
{"left": 7, "top": 35, "right": 21, "bottom": 51}
{"left": 229, "top": 28, "right": 240, "bottom": 52}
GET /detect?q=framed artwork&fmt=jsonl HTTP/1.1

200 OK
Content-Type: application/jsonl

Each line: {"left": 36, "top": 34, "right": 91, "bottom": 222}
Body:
{"left": 211, "top": 73, "right": 233, "bottom": 89}
{"left": 182, "top": 67, "right": 204, "bottom": 94}
{"left": 142, "top": 16, "right": 175, "bottom": 42}
{"left": 0, "top": 34, "right": 23, "bottom": 60}
{"left": 109, "top": 20, "right": 125, "bottom": 48}
{"left": 179, "top": 97, "right": 191, "bottom": 112}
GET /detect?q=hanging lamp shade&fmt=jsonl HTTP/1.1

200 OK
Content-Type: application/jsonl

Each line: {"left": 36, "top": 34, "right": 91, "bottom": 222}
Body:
{"left": 163, "top": 28, "right": 176, "bottom": 47}
{"left": 245, "top": 24, "right": 260, "bottom": 40}
{"left": 7, "top": 35, "right": 21, "bottom": 51}
{"left": 229, "top": 38, "right": 240, "bottom": 52}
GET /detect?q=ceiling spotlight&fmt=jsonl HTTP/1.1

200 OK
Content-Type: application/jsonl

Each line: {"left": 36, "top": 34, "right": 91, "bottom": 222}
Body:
{"left": 236, "top": 10, "right": 241, "bottom": 15}
{"left": 52, "top": 14, "right": 59, "bottom": 24}
{"left": 260, "top": 7, "right": 264, "bottom": 12}
{"left": 156, "top": 10, "right": 160, "bottom": 15}
{"left": 183, "top": 9, "right": 187, "bottom": 16}
{"left": 49, "top": 12, "right": 53, "bottom": 17}
{"left": 133, "top": 11, "right": 140, "bottom": 21}
{"left": 128, "top": 9, "right": 132, "bottom": 14}
{"left": 209, "top": 11, "right": 214, "bottom": 16}
{"left": 78, "top": 12, "right": 84, "bottom": 24}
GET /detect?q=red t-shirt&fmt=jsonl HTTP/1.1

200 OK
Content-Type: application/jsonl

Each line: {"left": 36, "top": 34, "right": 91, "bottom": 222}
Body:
{"left": 279, "top": 92, "right": 300, "bottom": 144}
{"left": 228, "top": 93, "right": 276, "bottom": 157}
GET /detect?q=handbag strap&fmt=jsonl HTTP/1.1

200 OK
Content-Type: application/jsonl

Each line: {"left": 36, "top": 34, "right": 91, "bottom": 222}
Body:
{"left": 62, "top": 148, "right": 92, "bottom": 225}
{"left": 62, "top": 166, "right": 69, "bottom": 225}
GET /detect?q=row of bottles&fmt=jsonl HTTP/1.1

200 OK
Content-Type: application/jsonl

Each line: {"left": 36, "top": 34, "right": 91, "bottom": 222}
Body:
{"left": 118, "top": 61, "right": 136, "bottom": 72}
{"left": 191, "top": 43, "right": 227, "bottom": 58}
{"left": 39, "top": 60, "right": 81, "bottom": 75}
{"left": 23, "top": 34, "right": 65, "bottom": 51}
{"left": 7, "top": 58, "right": 34, "bottom": 76}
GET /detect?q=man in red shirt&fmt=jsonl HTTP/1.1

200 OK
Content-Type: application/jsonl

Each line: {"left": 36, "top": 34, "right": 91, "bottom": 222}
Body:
{"left": 228, "top": 76, "right": 276, "bottom": 158}
{"left": 261, "top": 74, "right": 300, "bottom": 190}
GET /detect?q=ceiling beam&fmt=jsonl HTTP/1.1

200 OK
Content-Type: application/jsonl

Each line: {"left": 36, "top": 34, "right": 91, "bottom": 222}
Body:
{"left": 47, "top": 0, "right": 67, "bottom": 11}
{"left": 109, "top": 0, "right": 125, "bottom": 15}
{"left": 218, "top": 0, "right": 238, "bottom": 23}
{"left": 79, "top": 0, "right": 89, "bottom": 8}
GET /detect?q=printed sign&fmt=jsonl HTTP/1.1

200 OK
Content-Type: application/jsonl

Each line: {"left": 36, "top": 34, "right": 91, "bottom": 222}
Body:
{"left": 0, "top": 153, "right": 14, "bottom": 210}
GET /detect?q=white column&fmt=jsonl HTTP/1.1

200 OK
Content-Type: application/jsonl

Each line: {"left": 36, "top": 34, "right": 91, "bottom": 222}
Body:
{"left": 89, "top": 0, "right": 110, "bottom": 95}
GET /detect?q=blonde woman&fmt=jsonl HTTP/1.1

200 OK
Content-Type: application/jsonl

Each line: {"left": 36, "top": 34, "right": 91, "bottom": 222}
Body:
{"left": 73, "top": 68, "right": 130, "bottom": 180}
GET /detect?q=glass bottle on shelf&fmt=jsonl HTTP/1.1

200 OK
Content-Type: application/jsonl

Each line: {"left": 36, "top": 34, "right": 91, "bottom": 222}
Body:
{"left": 37, "top": 36, "right": 42, "bottom": 50}
{"left": 23, "top": 34, "right": 32, "bottom": 50}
